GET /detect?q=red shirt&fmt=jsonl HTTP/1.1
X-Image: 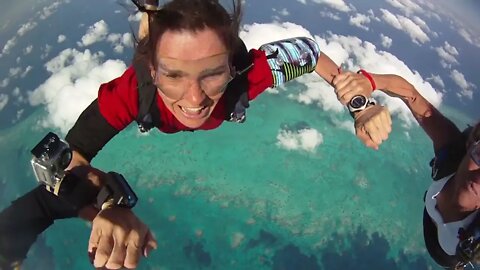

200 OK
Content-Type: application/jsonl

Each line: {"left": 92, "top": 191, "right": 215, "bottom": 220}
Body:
{"left": 97, "top": 49, "right": 273, "bottom": 133}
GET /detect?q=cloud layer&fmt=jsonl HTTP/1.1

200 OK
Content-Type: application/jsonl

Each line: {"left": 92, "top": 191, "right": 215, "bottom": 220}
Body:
{"left": 276, "top": 128, "right": 324, "bottom": 152}
{"left": 29, "top": 49, "right": 127, "bottom": 133}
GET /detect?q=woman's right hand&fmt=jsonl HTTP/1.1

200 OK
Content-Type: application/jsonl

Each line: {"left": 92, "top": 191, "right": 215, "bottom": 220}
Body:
{"left": 88, "top": 207, "right": 158, "bottom": 269}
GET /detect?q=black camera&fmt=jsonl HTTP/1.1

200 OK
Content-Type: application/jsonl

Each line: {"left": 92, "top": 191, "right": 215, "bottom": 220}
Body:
{"left": 30, "top": 132, "right": 72, "bottom": 189}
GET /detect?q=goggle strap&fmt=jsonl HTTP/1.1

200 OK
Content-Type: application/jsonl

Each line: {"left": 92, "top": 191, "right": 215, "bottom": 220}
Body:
{"left": 235, "top": 63, "right": 253, "bottom": 76}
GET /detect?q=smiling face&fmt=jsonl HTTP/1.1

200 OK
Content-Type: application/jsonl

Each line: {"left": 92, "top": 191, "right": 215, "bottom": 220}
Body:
{"left": 150, "top": 28, "right": 231, "bottom": 129}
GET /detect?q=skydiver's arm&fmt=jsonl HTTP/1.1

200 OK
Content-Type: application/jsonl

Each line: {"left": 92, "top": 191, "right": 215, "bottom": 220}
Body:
{"left": 371, "top": 74, "right": 461, "bottom": 153}
{"left": 314, "top": 52, "right": 340, "bottom": 86}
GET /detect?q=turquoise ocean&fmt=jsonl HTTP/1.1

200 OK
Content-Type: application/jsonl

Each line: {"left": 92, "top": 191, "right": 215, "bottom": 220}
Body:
{"left": 0, "top": 85, "right": 474, "bottom": 270}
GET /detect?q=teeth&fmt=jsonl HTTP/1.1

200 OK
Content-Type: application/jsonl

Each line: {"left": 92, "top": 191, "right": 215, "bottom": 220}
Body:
{"left": 181, "top": 106, "right": 204, "bottom": 113}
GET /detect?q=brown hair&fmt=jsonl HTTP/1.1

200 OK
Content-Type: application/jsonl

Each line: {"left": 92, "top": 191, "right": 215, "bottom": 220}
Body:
{"left": 134, "top": 0, "right": 243, "bottom": 68}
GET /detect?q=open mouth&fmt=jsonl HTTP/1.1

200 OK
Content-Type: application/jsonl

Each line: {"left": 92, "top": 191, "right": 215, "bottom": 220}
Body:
{"left": 178, "top": 105, "right": 208, "bottom": 119}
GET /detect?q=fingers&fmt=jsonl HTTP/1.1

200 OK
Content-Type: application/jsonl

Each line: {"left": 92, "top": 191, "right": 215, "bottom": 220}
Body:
{"left": 143, "top": 230, "right": 158, "bottom": 258}
{"left": 94, "top": 234, "right": 114, "bottom": 268}
{"left": 364, "top": 120, "right": 383, "bottom": 146}
{"left": 105, "top": 231, "right": 127, "bottom": 270}
{"left": 362, "top": 108, "right": 392, "bottom": 148}
{"left": 124, "top": 229, "right": 145, "bottom": 269}
{"left": 88, "top": 208, "right": 157, "bottom": 270}
{"left": 335, "top": 76, "right": 356, "bottom": 105}
{"left": 332, "top": 71, "right": 353, "bottom": 86}
{"left": 356, "top": 127, "right": 379, "bottom": 150}
{"left": 88, "top": 224, "right": 102, "bottom": 253}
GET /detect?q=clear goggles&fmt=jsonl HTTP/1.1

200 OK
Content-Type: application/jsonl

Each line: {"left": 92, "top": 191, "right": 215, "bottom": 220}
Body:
{"left": 153, "top": 53, "right": 235, "bottom": 100}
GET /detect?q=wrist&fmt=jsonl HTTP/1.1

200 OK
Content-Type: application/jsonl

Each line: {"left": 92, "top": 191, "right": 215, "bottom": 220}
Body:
{"left": 95, "top": 172, "right": 138, "bottom": 209}
{"left": 357, "top": 69, "right": 376, "bottom": 92}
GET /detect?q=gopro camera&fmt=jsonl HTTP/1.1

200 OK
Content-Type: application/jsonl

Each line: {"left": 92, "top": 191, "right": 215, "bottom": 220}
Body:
{"left": 30, "top": 132, "right": 72, "bottom": 189}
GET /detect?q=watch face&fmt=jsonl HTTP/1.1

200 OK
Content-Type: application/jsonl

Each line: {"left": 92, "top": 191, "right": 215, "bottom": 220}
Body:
{"left": 350, "top": 95, "right": 367, "bottom": 109}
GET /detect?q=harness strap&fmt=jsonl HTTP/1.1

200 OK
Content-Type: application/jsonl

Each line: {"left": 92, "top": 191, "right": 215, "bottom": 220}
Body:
{"left": 224, "top": 39, "right": 253, "bottom": 123}
{"left": 133, "top": 57, "right": 161, "bottom": 133}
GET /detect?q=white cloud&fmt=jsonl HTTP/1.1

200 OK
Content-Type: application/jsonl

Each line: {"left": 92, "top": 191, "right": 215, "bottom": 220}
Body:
{"left": 276, "top": 128, "right": 323, "bottom": 152}
{"left": 0, "top": 78, "right": 9, "bottom": 88}
{"left": 58, "top": 35, "right": 66, "bottom": 43}
{"left": 12, "top": 109, "right": 25, "bottom": 123}
{"left": 17, "top": 21, "right": 38, "bottom": 36}
{"left": 12, "top": 88, "right": 25, "bottom": 103}
{"left": 349, "top": 13, "right": 371, "bottom": 31}
{"left": 311, "top": 0, "right": 351, "bottom": 12}
{"left": 121, "top": 33, "right": 134, "bottom": 47}
{"left": 239, "top": 22, "right": 444, "bottom": 128}
{"left": 39, "top": 1, "right": 62, "bottom": 20}
{"left": 380, "top": 9, "right": 430, "bottom": 45}
{"left": 319, "top": 11, "right": 341, "bottom": 21}
{"left": 128, "top": 12, "right": 143, "bottom": 22}
{"left": 380, "top": 34, "right": 393, "bottom": 48}
{"left": 107, "top": 32, "right": 134, "bottom": 54}
{"left": 381, "top": 9, "right": 402, "bottom": 29}
{"left": 450, "top": 69, "right": 475, "bottom": 100}
{"left": 24, "top": 45, "right": 33, "bottom": 55}
{"left": 434, "top": 41, "right": 459, "bottom": 66}
{"left": 412, "top": 16, "right": 431, "bottom": 33}
{"left": 28, "top": 49, "right": 127, "bottom": 134}
{"left": 457, "top": 28, "right": 479, "bottom": 47}
{"left": 240, "top": 22, "right": 314, "bottom": 49}
{"left": 78, "top": 20, "right": 109, "bottom": 47}
{"left": 2, "top": 37, "right": 17, "bottom": 55}
{"left": 273, "top": 8, "right": 290, "bottom": 16}
{"left": 40, "top": 44, "right": 53, "bottom": 60}
{"left": 386, "top": 0, "right": 422, "bottom": 15}
{"left": 443, "top": 41, "right": 459, "bottom": 56}
{"left": 12, "top": 88, "right": 20, "bottom": 96}
{"left": 107, "top": 33, "right": 121, "bottom": 44}
{"left": 9, "top": 67, "right": 22, "bottom": 77}
{"left": 279, "top": 8, "right": 290, "bottom": 16}
{"left": 0, "top": 94, "right": 8, "bottom": 111}
{"left": 20, "top": 66, "right": 33, "bottom": 78}
{"left": 331, "top": 118, "right": 355, "bottom": 134}
{"left": 113, "top": 44, "right": 124, "bottom": 54}
{"left": 426, "top": 74, "right": 445, "bottom": 89}
{"left": 297, "top": 0, "right": 307, "bottom": 4}
{"left": 367, "top": 9, "right": 379, "bottom": 21}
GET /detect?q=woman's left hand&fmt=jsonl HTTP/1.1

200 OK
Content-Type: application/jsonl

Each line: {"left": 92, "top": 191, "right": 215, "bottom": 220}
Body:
{"left": 354, "top": 104, "right": 392, "bottom": 150}
{"left": 333, "top": 71, "right": 374, "bottom": 104}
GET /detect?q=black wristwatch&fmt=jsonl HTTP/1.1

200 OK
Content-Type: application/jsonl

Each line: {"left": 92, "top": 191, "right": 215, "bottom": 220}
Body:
{"left": 95, "top": 172, "right": 138, "bottom": 209}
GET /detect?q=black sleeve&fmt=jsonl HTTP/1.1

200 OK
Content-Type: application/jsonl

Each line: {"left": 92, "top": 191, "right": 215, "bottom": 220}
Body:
{"left": 0, "top": 186, "right": 77, "bottom": 264}
{"left": 65, "top": 99, "right": 120, "bottom": 162}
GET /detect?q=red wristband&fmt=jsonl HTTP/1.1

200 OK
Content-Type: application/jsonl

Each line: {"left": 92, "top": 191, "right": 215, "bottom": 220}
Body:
{"left": 357, "top": 69, "right": 376, "bottom": 92}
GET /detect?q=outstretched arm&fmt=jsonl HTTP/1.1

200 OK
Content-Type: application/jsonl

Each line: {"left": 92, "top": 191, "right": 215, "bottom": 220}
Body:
{"left": 314, "top": 52, "right": 340, "bottom": 86}
{"left": 334, "top": 72, "right": 461, "bottom": 153}
{"left": 373, "top": 74, "right": 461, "bottom": 153}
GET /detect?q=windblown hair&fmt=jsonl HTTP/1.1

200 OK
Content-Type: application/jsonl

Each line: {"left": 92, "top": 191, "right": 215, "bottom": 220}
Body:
{"left": 134, "top": 0, "right": 243, "bottom": 67}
